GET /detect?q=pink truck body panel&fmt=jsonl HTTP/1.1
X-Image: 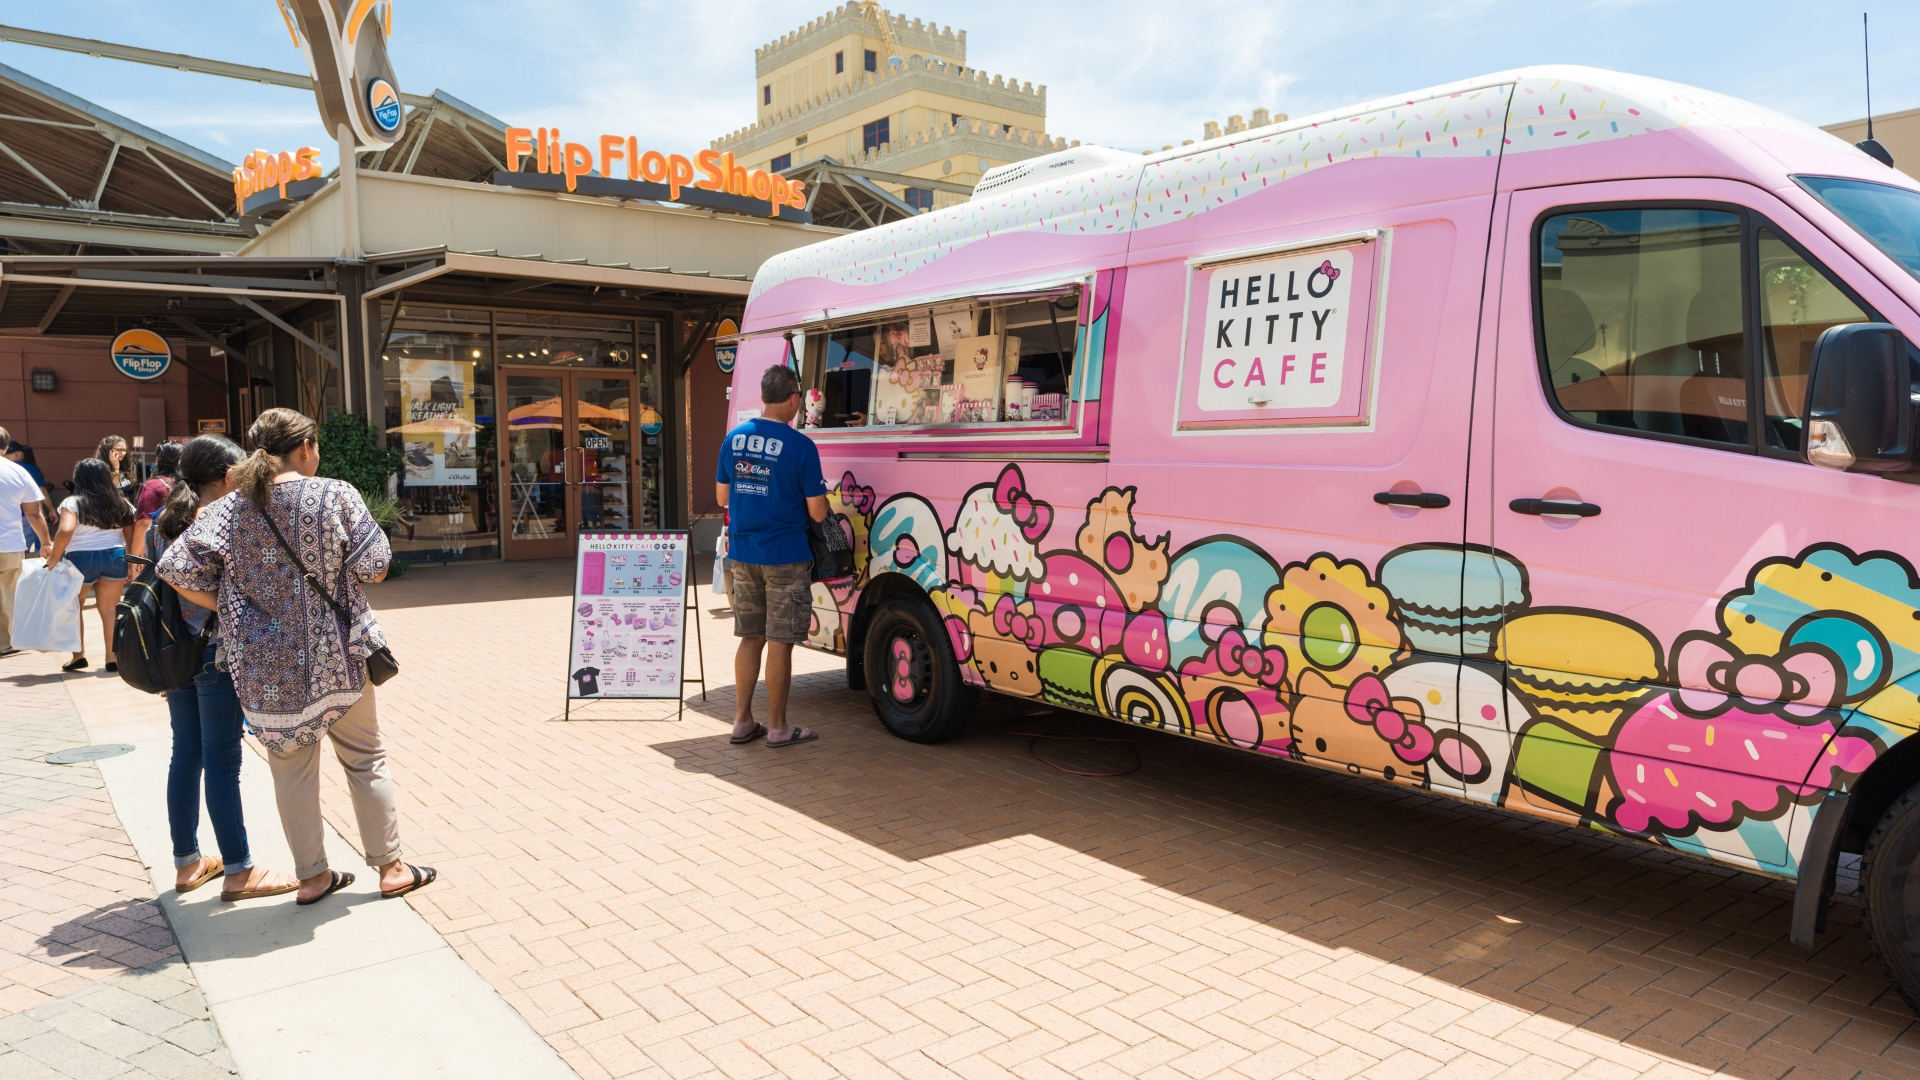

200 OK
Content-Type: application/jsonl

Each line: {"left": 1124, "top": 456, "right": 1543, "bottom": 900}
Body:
{"left": 730, "top": 67, "right": 1920, "bottom": 881}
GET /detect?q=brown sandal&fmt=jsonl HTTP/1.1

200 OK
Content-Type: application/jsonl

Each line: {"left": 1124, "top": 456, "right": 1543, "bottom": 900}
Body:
{"left": 223, "top": 873, "right": 301, "bottom": 902}
{"left": 381, "top": 864, "right": 436, "bottom": 900}
{"left": 176, "top": 858, "right": 223, "bottom": 894}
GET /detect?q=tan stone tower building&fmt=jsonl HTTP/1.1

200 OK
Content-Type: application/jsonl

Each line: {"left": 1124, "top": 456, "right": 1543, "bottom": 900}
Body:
{"left": 712, "top": 2, "right": 1073, "bottom": 212}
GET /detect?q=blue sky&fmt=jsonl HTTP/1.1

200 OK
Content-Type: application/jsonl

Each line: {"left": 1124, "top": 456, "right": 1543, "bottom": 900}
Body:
{"left": 2, "top": 1, "right": 1917, "bottom": 169}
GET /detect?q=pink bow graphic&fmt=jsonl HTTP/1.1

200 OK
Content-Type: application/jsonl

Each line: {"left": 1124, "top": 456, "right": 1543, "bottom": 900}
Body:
{"left": 1671, "top": 633, "right": 1842, "bottom": 718}
{"left": 838, "top": 472, "right": 876, "bottom": 517}
{"left": 992, "top": 464, "right": 1053, "bottom": 544}
{"left": 1214, "top": 627, "right": 1287, "bottom": 689}
{"left": 1316, "top": 259, "right": 1340, "bottom": 282}
{"left": 1344, "top": 674, "right": 1435, "bottom": 764}
{"left": 991, "top": 594, "right": 1046, "bottom": 647}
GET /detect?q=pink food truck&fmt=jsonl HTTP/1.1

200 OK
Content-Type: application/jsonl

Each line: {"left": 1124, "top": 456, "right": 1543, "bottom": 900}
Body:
{"left": 728, "top": 65, "right": 1920, "bottom": 999}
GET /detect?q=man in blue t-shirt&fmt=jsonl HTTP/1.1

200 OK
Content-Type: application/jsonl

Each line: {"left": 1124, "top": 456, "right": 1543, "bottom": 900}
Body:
{"left": 716, "top": 364, "right": 829, "bottom": 748}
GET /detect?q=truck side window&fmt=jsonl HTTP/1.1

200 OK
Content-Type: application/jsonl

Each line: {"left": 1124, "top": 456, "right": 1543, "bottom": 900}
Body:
{"left": 1756, "top": 228, "right": 1870, "bottom": 453}
{"left": 795, "top": 287, "right": 1081, "bottom": 431}
{"left": 1537, "top": 209, "right": 1747, "bottom": 447}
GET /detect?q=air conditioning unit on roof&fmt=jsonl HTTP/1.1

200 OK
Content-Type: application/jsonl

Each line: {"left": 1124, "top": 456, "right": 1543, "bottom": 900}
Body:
{"left": 970, "top": 145, "right": 1138, "bottom": 200}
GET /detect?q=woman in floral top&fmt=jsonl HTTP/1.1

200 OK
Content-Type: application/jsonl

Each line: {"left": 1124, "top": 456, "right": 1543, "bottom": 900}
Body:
{"left": 160, "top": 409, "right": 434, "bottom": 906}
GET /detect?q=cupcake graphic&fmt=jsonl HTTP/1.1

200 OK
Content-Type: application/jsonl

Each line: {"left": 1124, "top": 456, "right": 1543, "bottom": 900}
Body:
{"left": 946, "top": 463, "right": 1050, "bottom": 592}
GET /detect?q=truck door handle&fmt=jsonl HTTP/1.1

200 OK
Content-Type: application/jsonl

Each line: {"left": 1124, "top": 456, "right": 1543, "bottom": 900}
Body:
{"left": 1373, "top": 491, "right": 1450, "bottom": 509}
{"left": 1509, "top": 498, "right": 1601, "bottom": 518}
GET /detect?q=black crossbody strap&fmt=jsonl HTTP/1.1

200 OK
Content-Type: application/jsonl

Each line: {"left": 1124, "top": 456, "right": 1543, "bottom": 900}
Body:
{"left": 258, "top": 499, "right": 354, "bottom": 625}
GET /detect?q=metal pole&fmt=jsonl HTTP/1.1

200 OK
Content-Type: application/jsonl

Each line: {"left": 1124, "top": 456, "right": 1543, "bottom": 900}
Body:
{"left": 336, "top": 123, "right": 362, "bottom": 260}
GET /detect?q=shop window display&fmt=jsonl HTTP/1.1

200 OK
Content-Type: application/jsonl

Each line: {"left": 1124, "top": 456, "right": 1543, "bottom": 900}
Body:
{"left": 380, "top": 306, "right": 497, "bottom": 563}
{"left": 798, "top": 287, "right": 1082, "bottom": 431}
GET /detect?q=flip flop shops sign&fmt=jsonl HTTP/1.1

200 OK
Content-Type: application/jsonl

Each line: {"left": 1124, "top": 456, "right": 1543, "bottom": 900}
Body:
{"left": 497, "top": 127, "right": 811, "bottom": 223}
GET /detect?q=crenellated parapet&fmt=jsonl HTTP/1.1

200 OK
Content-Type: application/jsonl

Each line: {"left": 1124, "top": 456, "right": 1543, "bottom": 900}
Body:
{"left": 756, "top": 2, "right": 966, "bottom": 77}
{"left": 716, "top": 53, "right": 1047, "bottom": 157}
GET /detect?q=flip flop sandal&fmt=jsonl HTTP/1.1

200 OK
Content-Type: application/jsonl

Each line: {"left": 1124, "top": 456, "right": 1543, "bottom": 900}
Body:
{"left": 730, "top": 723, "right": 768, "bottom": 745}
{"left": 176, "top": 859, "right": 224, "bottom": 894}
{"left": 223, "top": 876, "right": 300, "bottom": 902}
{"left": 767, "top": 728, "right": 818, "bottom": 748}
{"left": 382, "top": 864, "right": 437, "bottom": 900}
{"left": 294, "top": 870, "right": 355, "bottom": 906}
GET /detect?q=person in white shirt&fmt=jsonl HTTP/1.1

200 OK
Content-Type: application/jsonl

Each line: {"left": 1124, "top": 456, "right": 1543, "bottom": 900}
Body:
{"left": 42, "top": 457, "right": 144, "bottom": 672}
{"left": 0, "top": 426, "right": 52, "bottom": 659}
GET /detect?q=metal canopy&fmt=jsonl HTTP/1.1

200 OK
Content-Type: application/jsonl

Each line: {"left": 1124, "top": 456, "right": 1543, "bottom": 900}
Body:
{"left": 358, "top": 91, "right": 509, "bottom": 185}
{"left": 361, "top": 247, "right": 749, "bottom": 320}
{"left": 780, "top": 156, "right": 925, "bottom": 230}
{"left": 0, "top": 254, "right": 337, "bottom": 342}
{"left": 0, "top": 62, "right": 242, "bottom": 255}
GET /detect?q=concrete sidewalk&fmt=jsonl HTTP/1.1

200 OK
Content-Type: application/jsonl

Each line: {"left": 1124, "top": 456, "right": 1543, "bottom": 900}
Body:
{"left": 53, "top": 650, "right": 579, "bottom": 1080}
{"left": 0, "top": 655, "right": 233, "bottom": 1080}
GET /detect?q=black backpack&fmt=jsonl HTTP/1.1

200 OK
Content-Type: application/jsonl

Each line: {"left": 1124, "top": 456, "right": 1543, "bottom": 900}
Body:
{"left": 114, "top": 525, "right": 209, "bottom": 695}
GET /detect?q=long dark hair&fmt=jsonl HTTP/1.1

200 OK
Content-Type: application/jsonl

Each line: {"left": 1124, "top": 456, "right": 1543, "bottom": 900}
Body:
{"left": 154, "top": 441, "right": 182, "bottom": 478}
{"left": 69, "top": 458, "right": 135, "bottom": 530}
{"left": 158, "top": 435, "right": 245, "bottom": 542}
{"left": 95, "top": 434, "right": 130, "bottom": 485}
{"left": 231, "top": 408, "right": 319, "bottom": 510}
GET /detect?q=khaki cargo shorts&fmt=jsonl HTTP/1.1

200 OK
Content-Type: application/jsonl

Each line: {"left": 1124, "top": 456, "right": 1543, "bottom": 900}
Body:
{"left": 730, "top": 560, "right": 814, "bottom": 644}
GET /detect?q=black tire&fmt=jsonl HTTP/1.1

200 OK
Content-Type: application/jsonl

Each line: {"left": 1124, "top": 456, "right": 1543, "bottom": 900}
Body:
{"left": 864, "top": 594, "right": 977, "bottom": 743}
{"left": 1862, "top": 780, "right": 1920, "bottom": 1012}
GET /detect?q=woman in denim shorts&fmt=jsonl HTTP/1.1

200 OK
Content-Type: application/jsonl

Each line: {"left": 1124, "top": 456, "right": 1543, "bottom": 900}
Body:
{"left": 43, "top": 457, "right": 144, "bottom": 672}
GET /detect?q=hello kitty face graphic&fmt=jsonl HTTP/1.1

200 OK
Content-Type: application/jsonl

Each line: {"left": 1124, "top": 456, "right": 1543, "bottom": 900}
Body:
{"left": 968, "top": 347, "right": 990, "bottom": 372}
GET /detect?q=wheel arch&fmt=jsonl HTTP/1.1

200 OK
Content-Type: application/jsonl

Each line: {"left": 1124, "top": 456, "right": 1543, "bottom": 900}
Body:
{"left": 845, "top": 572, "right": 932, "bottom": 692}
{"left": 1841, "top": 729, "right": 1920, "bottom": 853}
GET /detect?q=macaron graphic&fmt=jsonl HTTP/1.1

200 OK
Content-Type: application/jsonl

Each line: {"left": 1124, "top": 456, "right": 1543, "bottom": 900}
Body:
{"left": 1377, "top": 545, "right": 1528, "bottom": 658}
{"left": 1495, "top": 610, "right": 1663, "bottom": 737}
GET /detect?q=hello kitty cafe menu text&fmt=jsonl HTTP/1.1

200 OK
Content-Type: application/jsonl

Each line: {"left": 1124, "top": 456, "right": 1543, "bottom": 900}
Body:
{"left": 569, "top": 532, "right": 690, "bottom": 701}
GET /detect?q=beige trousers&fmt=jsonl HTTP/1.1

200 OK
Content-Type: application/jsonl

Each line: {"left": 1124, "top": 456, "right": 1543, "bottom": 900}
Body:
{"left": 0, "top": 550, "right": 22, "bottom": 653}
{"left": 265, "top": 682, "right": 402, "bottom": 880}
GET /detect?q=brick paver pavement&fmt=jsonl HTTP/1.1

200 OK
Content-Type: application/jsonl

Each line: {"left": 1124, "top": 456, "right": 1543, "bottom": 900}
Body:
{"left": 0, "top": 652, "right": 234, "bottom": 1080}
{"left": 64, "top": 558, "right": 1920, "bottom": 1079}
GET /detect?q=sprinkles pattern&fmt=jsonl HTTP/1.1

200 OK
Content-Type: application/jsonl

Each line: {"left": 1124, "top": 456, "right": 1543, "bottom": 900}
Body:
{"left": 746, "top": 66, "right": 1846, "bottom": 300}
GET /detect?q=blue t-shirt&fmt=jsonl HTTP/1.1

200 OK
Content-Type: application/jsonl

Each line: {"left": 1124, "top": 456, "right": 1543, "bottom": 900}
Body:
{"left": 716, "top": 417, "right": 827, "bottom": 566}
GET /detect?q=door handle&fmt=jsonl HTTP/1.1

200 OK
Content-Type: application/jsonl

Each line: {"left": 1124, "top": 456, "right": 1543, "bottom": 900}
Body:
{"left": 1373, "top": 491, "right": 1451, "bottom": 509}
{"left": 1509, "top": 498, "right": 1601, "bottom": 518}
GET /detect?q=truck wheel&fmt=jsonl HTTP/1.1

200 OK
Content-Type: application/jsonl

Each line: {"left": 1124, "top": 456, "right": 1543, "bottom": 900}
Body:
{"left": 1862, "top": 780, "right": 1920, "bottom": 1011}
{"left": 864, "top": 594, "right": 977, "bottom": 743}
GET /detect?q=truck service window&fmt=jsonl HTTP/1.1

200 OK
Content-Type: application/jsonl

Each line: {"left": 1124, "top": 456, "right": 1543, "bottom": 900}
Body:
{"left": 1756, "top": 228, "right": 1869, "bottom": 453}
{"left": 796, "top": 287, "right": 1081, "bottom": 432}
{"left": 1537, "top": 209, "right": 1748, "bottom": 447}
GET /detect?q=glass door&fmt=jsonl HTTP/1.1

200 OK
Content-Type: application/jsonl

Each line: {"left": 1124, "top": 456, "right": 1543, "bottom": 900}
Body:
{"left": 501, "top": 371, "right": 640, "bottom": 560}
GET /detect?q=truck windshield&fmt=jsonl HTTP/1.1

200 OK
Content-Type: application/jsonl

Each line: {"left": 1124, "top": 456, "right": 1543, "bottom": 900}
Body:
{"left": 1796, "top": 175, "right": 1920, "bottom": 282}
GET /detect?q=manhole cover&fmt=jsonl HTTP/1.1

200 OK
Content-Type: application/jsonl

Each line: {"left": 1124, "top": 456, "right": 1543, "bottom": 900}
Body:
{"left": 45, "top": 744, "right": 134, "bottom": 765}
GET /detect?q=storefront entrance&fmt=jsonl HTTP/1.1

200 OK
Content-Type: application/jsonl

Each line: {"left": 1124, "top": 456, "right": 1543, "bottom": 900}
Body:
{"left": 502, "top": 369, "right": 643, "bottom": 560}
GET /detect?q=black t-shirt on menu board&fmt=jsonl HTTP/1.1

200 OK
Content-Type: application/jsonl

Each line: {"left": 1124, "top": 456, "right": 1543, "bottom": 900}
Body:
{"left": 571, "top": 667, "right": 602, "bottom": 697}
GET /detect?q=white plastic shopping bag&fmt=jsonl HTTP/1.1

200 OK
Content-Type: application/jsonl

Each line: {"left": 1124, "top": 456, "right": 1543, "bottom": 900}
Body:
{"left": 12, "top": 558, "right": 83, "bottom": 653}
{"left": 711, "top": 531, "right": 730, "bottom": 598}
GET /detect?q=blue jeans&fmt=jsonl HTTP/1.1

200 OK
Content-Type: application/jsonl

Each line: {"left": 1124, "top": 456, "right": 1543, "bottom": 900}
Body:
{"left": 166, "top": 643, "right": 252, "bottom": 875}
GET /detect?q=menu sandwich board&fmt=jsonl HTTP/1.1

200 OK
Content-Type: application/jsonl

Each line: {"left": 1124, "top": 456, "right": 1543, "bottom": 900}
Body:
{"left": 568, "top": 531, "right": 692, "bottom": 708}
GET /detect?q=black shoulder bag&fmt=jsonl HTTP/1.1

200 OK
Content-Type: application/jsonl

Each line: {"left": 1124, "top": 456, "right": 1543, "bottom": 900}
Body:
{"left": 258, "top": 506, "right": 400, "bottom": 686}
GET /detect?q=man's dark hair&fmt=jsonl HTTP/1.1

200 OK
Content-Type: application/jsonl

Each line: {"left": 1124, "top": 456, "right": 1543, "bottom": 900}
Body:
{"left": 761, "top": 364, "right": 801, "bottom": 404}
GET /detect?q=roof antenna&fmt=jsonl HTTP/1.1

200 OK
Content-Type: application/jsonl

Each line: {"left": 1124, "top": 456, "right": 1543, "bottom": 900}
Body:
{"left": 1857, "top": 12, "right": 1895, "bottom": 167}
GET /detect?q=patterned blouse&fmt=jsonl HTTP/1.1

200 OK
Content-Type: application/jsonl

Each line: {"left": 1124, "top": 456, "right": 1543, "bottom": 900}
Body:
{"left": 158, "top": 478, "right": 391, "bottom": 751}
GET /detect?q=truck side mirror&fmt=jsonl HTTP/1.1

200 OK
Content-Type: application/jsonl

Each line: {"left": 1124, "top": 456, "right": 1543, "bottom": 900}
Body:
{"left": 1803, "top": 323, "right": 1915, "bottom": 473}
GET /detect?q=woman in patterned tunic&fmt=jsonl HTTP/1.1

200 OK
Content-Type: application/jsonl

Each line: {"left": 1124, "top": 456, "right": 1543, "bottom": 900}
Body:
{"left": 160, "top": 409, "right": 435, "bottom": 906}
